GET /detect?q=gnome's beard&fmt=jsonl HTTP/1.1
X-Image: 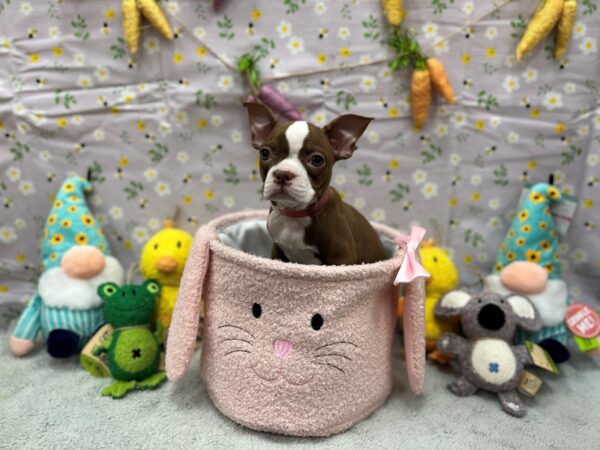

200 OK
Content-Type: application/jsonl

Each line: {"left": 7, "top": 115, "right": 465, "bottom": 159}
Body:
{"left": 38, "top": 256, "right": 125, "bottom": 310}
{"left": 485, "top": 274, "right": 568, "bottom": 327}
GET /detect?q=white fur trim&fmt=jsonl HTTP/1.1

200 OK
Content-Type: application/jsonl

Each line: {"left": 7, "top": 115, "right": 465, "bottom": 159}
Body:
{"left": 471, "top": 339, "right": 516, "bottom": 385}
{"left": 485, "top": 274, "right": 567, "bottom": 327}
{"left": 440, "top": 290, "right": 471, "bottom": 309}
{"left": 506, "top": 295, "right": 535, "bottom": 320}
{"left": 39, "top": 255, "right": 124, "bottom": 310}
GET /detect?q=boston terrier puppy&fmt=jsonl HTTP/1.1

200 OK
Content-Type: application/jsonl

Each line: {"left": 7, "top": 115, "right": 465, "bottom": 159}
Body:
{"left": 244, "top": 102, "right": 387, "bottom": 266}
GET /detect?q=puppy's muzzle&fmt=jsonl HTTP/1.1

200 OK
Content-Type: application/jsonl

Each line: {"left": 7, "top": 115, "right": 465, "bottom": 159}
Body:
{"left": 273, "top": 170, "right": 297, "bottom": 186}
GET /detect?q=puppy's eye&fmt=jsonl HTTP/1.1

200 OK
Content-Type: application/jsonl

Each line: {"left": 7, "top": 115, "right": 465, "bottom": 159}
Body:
{"left": 308, "top": 154, "right": 325, "bottom": 167}
{"left": 311, "top": 313, "right": 323, "bottom": 331}
{"left": 252, "top": 303, "right": 262, "bottom": 319}
{"left": 259, "top": 148, "right": 271, "bottom": 161}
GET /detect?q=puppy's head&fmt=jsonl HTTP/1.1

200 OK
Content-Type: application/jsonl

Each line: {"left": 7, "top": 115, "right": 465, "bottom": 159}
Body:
{"left": 244, "top": 102, "right": 372, "bottom": 209}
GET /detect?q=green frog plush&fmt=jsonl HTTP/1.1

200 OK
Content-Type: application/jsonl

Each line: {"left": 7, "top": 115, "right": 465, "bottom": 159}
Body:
{"left": 93, "top": 279, "right": 166, "bottom": 399}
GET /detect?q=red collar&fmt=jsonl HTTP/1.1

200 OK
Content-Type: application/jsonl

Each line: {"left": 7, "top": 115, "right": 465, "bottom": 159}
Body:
{"left": 277, "top": 189, "right": 332, "bottom": 218}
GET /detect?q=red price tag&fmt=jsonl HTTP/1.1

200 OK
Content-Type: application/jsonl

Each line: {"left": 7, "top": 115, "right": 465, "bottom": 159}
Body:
{"left": 566, "top": 304, "right": 600, "bottom": 339}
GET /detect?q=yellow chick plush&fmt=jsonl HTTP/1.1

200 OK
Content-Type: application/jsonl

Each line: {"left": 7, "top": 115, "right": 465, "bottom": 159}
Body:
{"left": 398, "top": 241, "right": 459, "bottom": 363}
{"left": 140, "top": 220, "right": 192, "bottom": 329}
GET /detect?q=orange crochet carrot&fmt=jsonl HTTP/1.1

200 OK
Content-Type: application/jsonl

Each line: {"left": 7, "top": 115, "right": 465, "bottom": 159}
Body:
{"left": 554, "top": 0, "right": 577, "bottom": 60}
{"left": 426, "top": 58, "right": 456, "bottom": 104}
{"left": 410, "top": 65, "right": 431, "bottom": 128}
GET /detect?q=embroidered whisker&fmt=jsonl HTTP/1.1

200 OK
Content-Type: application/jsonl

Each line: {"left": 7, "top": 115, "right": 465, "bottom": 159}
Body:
{"left": 314, "top": 353, "right": 352, "bottom": 361}
{"left": 220, "top": 338, "right": 254, "bottom": 346}
{"left": 315, "top": 341, "right": 358, "bottom": 351}
{"left": 224, "top": 349, "right": 252, "bottom": 356}
{"left": 218, "top": 324, "right": 255, "bottom": 338}
{"left": 315, "top": 362, "right": 345, "bottom": 374}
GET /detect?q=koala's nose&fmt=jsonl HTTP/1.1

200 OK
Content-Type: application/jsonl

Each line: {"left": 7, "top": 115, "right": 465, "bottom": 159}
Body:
{"left": 477, "top": 304, "right": 505, "bottom": 331}
{"left": 61, "top": 245, "right": 106, "bottom": 279}
{"left": 273, "top": 170, "right": 296, "bottom": 185}
{"left": 273, "top": 339, "right": 294, "bottom": 359}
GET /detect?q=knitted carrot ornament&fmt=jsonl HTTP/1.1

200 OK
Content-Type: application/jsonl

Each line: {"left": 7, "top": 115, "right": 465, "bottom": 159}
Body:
{"left": 554, "top": 0, "right": 577, "bottom": 60}
{"left": 381, "top": 0, "right": 406, "bottom": 26}
{"left": 426, "top": 58, "right": 455, "bottom": 105}
{"left": 122, "top": 0, "right": 173, "bottom": 55}
{"left": 516, "top": 0, "right": 565, "bottom": 61}
{"left": 410, "top": 63, "right": 431, "bottom": 129}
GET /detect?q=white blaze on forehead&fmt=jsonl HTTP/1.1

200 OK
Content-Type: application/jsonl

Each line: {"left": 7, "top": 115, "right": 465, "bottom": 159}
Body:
{"left": 285, "top": 121, "right": 309, "bottom": 155}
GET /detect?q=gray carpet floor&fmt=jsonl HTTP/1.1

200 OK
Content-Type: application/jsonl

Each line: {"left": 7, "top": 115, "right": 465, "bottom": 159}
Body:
{"left": 1, "top": 332, "right": 598, "bottom": 450}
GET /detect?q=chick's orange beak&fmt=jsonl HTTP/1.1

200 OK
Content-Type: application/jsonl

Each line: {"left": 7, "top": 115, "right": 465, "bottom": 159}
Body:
{"left": 156, "top": 256, "right": 178, "bottom": 274}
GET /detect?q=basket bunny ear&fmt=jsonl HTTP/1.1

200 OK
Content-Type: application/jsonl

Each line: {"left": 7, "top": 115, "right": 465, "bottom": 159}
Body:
{"left": 402, "top": 278, "right": 426, "bottom": 394}
{"left": 394, "top": 226, "right": 429, "bottom": 395}
{"left": 166, "top": 225, "right": 214, "bottom": 381}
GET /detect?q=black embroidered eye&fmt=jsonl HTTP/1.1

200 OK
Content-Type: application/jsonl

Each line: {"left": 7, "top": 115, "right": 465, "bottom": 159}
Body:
{"left": 252, "top": 303, "right": 262, "bottom": 319}
{"left": 311, "top": 313, "right": 323, "bottom": 331}
{"left": 433, "top": 257, "right": 438, "bottom": 263}
{"left": 259, "top": 148, "right": 271, "bottom": 161}
{"left": 309, "top": 154, "right": 324, "bottom": 167}
{"left": 177, "top": 241, "right": 181, "bottom": 248}
{"left": 153, "top": 243, "right": 158, "bottom": 250}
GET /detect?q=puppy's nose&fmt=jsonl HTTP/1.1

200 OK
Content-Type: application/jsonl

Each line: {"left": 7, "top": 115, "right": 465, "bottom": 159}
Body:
{"left": 273, "top": 170, "right": 296, "bottom": 185}
{"left": 477, "top": 304, "right": 505, "bottom": 331}
{"left": 273, "top": 339, "right": 294, "bottom": 359}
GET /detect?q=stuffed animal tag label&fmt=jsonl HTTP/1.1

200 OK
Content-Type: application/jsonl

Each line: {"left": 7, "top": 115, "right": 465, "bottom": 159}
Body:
{"left": 565, "top": 303, "right": 600, "bottom": 339}
{"left": 80, "top": 323, "right": 114, "bottom": 378}
{"left": 518, "top": 186, "right": 577, "bottom": 236}
{"left": 574, "top": 335, "right": 599, "bottom": 352}
{"left": 525, "top": 341, "right": 559, "bottom": 374}
{"left": 518, "top": 370, "right": 543, "bottom": 397}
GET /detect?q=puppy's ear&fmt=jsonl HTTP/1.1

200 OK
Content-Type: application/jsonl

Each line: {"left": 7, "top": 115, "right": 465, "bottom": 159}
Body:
{"left": 244, "top": 102, "right": 277, "bottom": 149}
{"left": 434, "top": 290, "right": 471, "bottom": 318}
{"left": 506, "top": 295, "right": 542, "bottom": 332}
{"left": 323, "top": 114, "right": 373, "bottom": 161}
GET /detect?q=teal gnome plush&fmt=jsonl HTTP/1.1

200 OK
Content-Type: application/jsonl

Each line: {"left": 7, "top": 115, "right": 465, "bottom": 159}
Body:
{"left": 10, "top": 176, "right": 125, "bottom": 358}
{"left": 485, "top": 182, "right": 570, "bottom": 362}
{"left": 93, "top": 280, "right": 167, "bottom": 399}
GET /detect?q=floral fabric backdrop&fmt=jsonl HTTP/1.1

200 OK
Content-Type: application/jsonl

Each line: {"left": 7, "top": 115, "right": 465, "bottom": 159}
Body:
{"left": 0, "top": 0, "right": 599, "bottom": 328}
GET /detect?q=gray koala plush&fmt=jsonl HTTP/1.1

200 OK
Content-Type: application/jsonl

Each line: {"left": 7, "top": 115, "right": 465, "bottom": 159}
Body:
{"left": 435, "top": 290, "right": 542, "bottom": 417}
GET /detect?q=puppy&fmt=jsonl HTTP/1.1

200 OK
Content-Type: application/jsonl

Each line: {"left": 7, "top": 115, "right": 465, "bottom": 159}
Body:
{"left": 244, "top": 102, "right": 387, "bottom": 266}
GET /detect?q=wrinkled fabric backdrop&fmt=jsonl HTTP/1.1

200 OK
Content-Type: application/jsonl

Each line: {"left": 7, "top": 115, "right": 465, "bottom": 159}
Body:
{"left": 0, "top": 0, "right": 599, "bottom": 328}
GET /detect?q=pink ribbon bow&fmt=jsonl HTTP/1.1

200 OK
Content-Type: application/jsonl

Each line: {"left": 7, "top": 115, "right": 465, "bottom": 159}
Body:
{"left": 394, "top": 226, "right": 430, "bottom": 285}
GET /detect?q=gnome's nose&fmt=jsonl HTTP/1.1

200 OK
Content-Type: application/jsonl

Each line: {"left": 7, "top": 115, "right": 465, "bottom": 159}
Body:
{"left": 500, "top": 261, "right": 548, "bottom": 294}
{"left": 61, "top": 245, "right": 106, "bottom": 279}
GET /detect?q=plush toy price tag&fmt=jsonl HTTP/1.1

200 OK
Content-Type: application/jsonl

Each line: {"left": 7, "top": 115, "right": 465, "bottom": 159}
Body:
{"left": 518, "top": 370, "right": 543, "bottom": 397}
{"left": 573, "top": 335, "right": 599, "bottom": 352}
{"left": 80, "top": 323, "right": 114, "bottom": 378}
{"left": 565, "top": 303, "right": 600, "bottom": 339}
{"left": 518, "top": 186, "right": 578, "bottom": 236}
{"left": 525, "top": 341, "right": 559, "bottom": 374}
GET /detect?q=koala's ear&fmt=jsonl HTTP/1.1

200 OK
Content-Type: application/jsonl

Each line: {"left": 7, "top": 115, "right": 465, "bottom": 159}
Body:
{"left": 98, "top": 282, "right": 119, "bottom": 301}
{"left": 435, "top": 290, "right": 472, "bottom": 318}
{"left": 506, "top": 295, "right": 542, "bottom": 332}
{"left": 244, "top": 102, "right": 277, "bottom": 149}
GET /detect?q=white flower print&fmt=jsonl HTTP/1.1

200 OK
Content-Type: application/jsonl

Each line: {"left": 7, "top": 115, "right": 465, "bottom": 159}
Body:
{"left": 337, "top": 27, "right": 351, "bottom": 40}
{"left": 489, "top": 116, "right": 502, "bottom": 128}
{"left": 193, "top": 27, "right": 206, "bottom": 39}
{"left": 177, "top": 151, "right": 189, "bottom": 163}
{"left": 6, "top": 166, "right": 21, "bottom": 182}
{"left": 277, "top": 21, "right": 292, "bottom": 39}
{"left": 421, "top": 182, "right": 438, "bottom": 199}
{"left": 38, "top": 151, "right": 51, "bottom": 162}
{"left": 77, "top": 75, "right": 93, "bottom": 89}
{"left": 20, "top": 3, "right": 32, "bottom": 15}
{"left": 485, "top": 27, "right": 498, "bottom": 40}
{"left": 367, "top": 131, "right": 379, "bottom": 144}
{"left": 579, "top": 37, "right": 597, "bottom": 55}
{"left": 573, "top": 21, "right": 586, "bottom": 39}
{"left": 470, "top": 175, "right": 482, "bottom": 186}
{"left": 145, "top": 37, "right": 160, "bottom": 54}
{"left": 487, "top": 216, "right": 503, "bottom": 231}
{"left": 433, "top": 38, "right": 449, "bottom": 55}
{"left": 354, "top": 198, "right": 365, "bottom": 209}
{"left": 276, "top": 82, "right": 290, "bottom": 93}
{"left": 488, "top": 198, "right": 500, "bottom": 210}
{"left": 359, "top": 76, "right": 376, "bottom": 93}
{"left": 211, "top": 115, "right": 223, "bottom": 127}
{"left": 521, "top": 67, "right": 538, "bottom": 83}
{"left": 144, "top": 168, "right": 158, "bottom": 182}
{"left": 451, "top": 111, "right": 467, "bottom": 128}
{"left": 314, "top": 2, "right": 326, "bottom": 15}
{"left": 434, "top": 123, "right": 448, "bottom": 137}
{"left": 587, "top": 154, "right": 599, "bottom": 166}
{"left": 334, "top": 174, "right": 346, "bottom": 186}
{"left": 154, "top": 181, "right": 171, "bottom": 197}
{"left": 450, "top": 153, "right": 461, "bottom": 166}
{"left": 202, "top": 173, "right": 213, "bottom": 184}
{"left": 223, "top": 196, "right": 236, "bottom": 208}
{"left": 422, "top": 22, "right": 438, "bottom": 39}
{"left": 563, "top": 82, "right": 576, "bottom": 94}
{"left": 93, "top": 129, "right": 105, "bottom": 141}
{"left": 286, "top": 36, "right": 304, "bottom": 55}
{"left": 73, "top": 53, "right": 85, "bottom": 66}
{"left": 132, "top": 226, "right": 149, "bottom": 244}
{"left": 412, "top": 170, "right": 427, "bottom": 185}
{"left": 18, "top": 180, "right": 35, "bottom": 196}
{"left": 0, "top": 226, "right": 17, "bottom": 244}
{"left": 371, "top": 209, "right": 386, "bottom": 222}
{"left": 462, "top": 1, "right": 475, "bottom": 15}
{"left": 378, "top": 67, "right": 392, "bottom": 82}
{"left": 577, "top": 125, "right": 589, "bottom": 137}
{"left": 158, "top": 121, "right": 172, "bottom": 136}
{"left": 217, "top": 75, "right": 234, "bottom": 92}
{"left": 310, "top": 110, "right": 328, "bottom": 126}
{"left": 48, "top": 27, "right": 60, "bottom": 39}
{"left": 542, "top": 91, "right": 563, "bottom": 110}
{"left": 507, "top": 131, "right": 520, "bottom": 143}
{"left": 109, "top": 206, "right": 123, "bottom": 220}
{"left": 502, "top": 75, "right": 520, "bottom": 93}
{"left": 95, "top": 67, "right": 110, "bottom": 81}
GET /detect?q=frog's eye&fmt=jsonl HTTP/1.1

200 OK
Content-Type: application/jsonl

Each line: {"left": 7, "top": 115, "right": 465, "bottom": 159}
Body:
{"left": 144, "top": 280, "right": 160, "bottom": 295}
{"left": 99, "top": 283, "right": 119, "bottom": 299}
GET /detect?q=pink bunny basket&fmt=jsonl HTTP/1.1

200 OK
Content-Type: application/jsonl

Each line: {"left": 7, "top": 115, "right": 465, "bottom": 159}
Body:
{"left": 166, "top": 211, "right": 426, "bottom": 437}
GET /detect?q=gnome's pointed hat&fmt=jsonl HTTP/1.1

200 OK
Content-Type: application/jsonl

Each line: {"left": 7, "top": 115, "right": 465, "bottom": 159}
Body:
{"left": 41, "top": 176, "right": 111, "bottom": 270}
{"left": 493, "top": 182, "right": 562, "bottom": 280}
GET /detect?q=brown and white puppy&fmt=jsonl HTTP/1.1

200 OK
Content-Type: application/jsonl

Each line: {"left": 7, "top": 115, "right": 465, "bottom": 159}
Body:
{"left": 244, "top": 102, "right": 387, "bottom": 266}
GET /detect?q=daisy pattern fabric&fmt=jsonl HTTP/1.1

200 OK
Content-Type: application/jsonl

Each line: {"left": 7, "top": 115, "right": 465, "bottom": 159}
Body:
{"left": 0, "top": 1, "right": 599, "bottom": 328}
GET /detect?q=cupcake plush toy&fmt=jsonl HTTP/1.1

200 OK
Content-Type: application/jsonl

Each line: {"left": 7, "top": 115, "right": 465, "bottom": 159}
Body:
{"left": 9, "top": 176, "right": 125, "bottom": 358}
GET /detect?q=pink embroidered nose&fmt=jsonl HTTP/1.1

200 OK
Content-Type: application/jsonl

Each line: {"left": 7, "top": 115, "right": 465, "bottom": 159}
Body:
{"left": 273, "top": 340, "right": 294, "bottom": 359}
